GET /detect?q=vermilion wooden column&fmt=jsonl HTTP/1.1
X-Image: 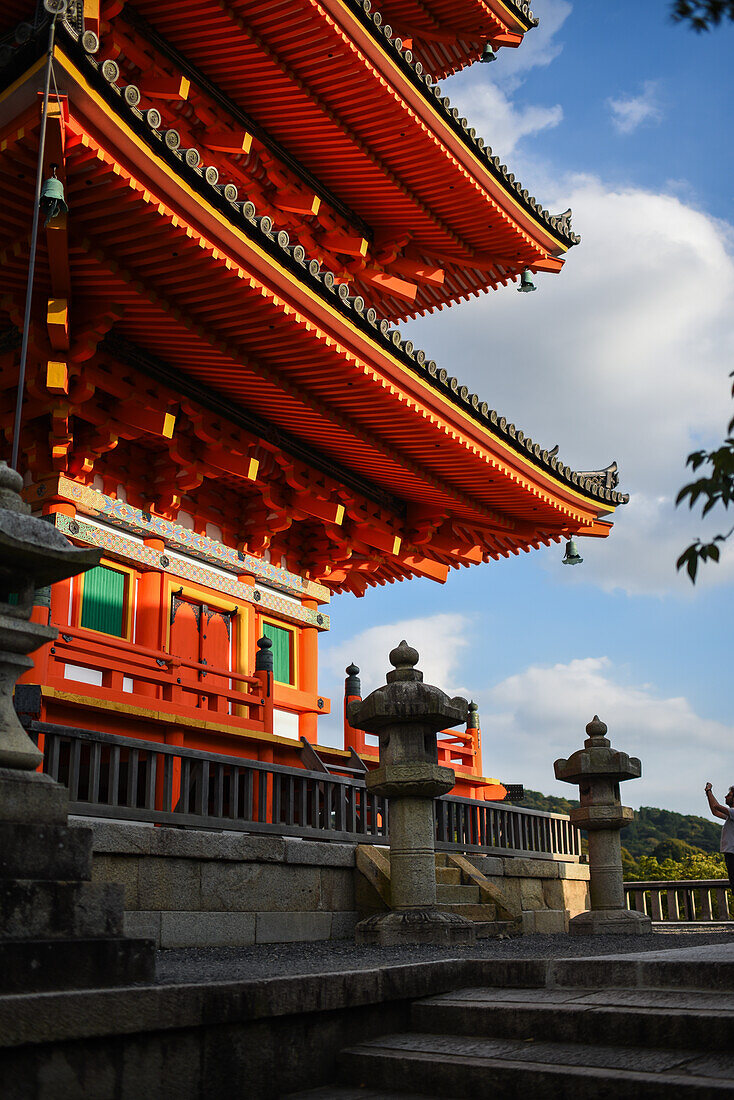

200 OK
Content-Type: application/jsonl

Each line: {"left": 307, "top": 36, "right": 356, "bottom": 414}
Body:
{"left": 136, "top": 539, "right": 165, "bottom": 697}
{"left": 299, "top": 599, "right": 319, "bottom": 742}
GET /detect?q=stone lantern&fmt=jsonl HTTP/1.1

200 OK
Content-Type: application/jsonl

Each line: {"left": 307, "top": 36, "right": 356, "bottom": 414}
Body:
{"left": 554, "top": 715, "right": 651, "bottom": 934}
{"left": 349, "top": 640, "right": 476, "bottom": 945}
{"left": 0, "top": 463, "right": 154, "bottom": 994}
{"left": 0, "top": 463, "right": 99, "bottom": 774}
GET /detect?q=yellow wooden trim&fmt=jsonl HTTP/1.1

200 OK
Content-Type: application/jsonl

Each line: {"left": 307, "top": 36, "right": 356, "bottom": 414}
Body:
{"left": 0, "top": 54, "right": 45, "bottom": 107}
{"left": 51, "top": 49, "right": 609, "bottom": 520}
{"left": 330, "top": 0, "right": 566, "bottom": 253}
{"left": 41, "top": 686, "right": 299, "bottom": 746}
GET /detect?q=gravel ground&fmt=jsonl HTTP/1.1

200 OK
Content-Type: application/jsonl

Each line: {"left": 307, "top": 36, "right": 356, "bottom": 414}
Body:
{"left": 155, "top": 930, "right": 734, "bottom": 985}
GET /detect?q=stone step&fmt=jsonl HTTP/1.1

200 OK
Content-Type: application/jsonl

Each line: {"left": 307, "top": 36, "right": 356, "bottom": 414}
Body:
{"left": 338, "top": 1032, "right": 734, "bottom": 1098}
{"left": 0, "top": 821, "right": 92, "bottom": 881}
{"left": 0, "top": 936, "right": 156, "bottom": 994}
{"left": 0, "top": 879, "right": 124, "bottom": 939}
{"left": 434, "top": 867, "right": 461, "bottom": 885}
{"left": 433, "top": 854, "right": 450, "bottom": 868}
{"left": 438, "top": 903, "right": 496, "bottom": 922}
{"left": 435, "top": 884, "right": 480, "bottom": 904}
{"left": 412, "top": 988, "right": 734, "bottom": 1052}
{"left": 286, "top": 1090, "right": 441, "bottom": 1099}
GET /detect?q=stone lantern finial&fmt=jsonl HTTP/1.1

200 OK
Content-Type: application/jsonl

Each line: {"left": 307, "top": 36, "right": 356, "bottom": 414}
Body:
{"left": 386, "top": 639, "right": 422, "bottom": 682}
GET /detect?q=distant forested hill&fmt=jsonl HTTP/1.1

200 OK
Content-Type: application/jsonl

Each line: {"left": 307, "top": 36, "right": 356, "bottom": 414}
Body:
{"left": 520, "top": 790, "right": 721, "bottom": 858}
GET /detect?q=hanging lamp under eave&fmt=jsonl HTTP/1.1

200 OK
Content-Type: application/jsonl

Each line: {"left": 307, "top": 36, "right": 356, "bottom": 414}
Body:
{"left": 562, "top": 538, "right": 583, "bottom": 566}
{"left": 517, "top": 268, "right": 536, "bottom": 293}
{"left": 40, "top": 167, "right": 68, "bottom": 227}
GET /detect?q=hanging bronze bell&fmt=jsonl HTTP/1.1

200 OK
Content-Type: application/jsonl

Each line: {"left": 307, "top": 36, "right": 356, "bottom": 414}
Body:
{"left": 517, "top": 268, "right": 536, "bottom": 293}
{"left": 480, "top": 43, "right": 497, "bottom": 63}
{"left": 40, "top": 172, "right": 68, "bottom": 227}
{"left": 562, "top": 538, "right": 583, "bottom": 566}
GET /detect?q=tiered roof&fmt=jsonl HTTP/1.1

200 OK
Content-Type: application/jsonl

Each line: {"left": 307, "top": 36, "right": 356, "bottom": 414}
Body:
{"left": 374, "top": 0, "right": 537, "bottom": 80}
{"left": 0, "top": 7, "right": 626, "bottom": 598}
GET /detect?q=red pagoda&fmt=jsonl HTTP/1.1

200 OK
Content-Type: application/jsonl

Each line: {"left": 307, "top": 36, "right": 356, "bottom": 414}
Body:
{"left": 0, "top": 0, "right": 626, "bottom": 800}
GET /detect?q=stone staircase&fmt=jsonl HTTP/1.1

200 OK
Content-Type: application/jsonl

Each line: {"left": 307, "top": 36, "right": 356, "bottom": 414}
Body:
{"left": 0, "top": 769, "right": 154, "bottom": 994}
{"left": 356, "top": 846, "right": 520, "bottom": 938}
{"left": 288, "top": 955, "right": 734, "bottom": 1098}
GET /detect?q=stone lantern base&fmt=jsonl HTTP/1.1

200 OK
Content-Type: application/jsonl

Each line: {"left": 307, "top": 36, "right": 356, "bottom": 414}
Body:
{"left": 569, "top": 908, "right": 652, "bottom": 936}
{"left": 355, "top": 908, "right": 477, "bottom": 946}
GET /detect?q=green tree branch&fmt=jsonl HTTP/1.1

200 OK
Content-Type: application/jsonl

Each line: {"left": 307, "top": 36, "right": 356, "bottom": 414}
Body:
{"left": 671, "top": 1, "right": 734, "bottom": 29}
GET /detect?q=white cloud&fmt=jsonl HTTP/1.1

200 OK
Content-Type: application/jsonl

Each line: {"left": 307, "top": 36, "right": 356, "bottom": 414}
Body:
{"left": 608, "top": 81, "right": 663, "bottom": 135}
{"left": 442, "top": 79, "right": 563, "bottom": 158}
{"left": 407, "top": 176, "right": 734, "bottom": 595}
{"left": 321, "top": 612, "right": 472, "bottom": 699}
{"left": 481, "top": 656, "right": 733, "bottom": 816}
{"left": 440, "top": 0, "right": 570, "bottom": 157}
{"left": 317, "top": 613, "right": 473, "bottom": 748}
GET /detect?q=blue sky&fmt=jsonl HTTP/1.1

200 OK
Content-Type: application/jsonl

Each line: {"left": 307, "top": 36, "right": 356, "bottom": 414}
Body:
{"left": 317, "top": 0, "right": 734, "bottom": 816}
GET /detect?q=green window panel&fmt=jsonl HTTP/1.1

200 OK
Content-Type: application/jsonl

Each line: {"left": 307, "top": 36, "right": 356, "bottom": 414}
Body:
{"left": 263, "top": 621, "right": 293, "bottom": 684}
{"left": 80, "top": 565, "right": 126, "bottom": 637}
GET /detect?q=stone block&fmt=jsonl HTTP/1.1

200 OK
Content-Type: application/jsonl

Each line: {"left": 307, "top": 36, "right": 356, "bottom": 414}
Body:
{"left": 519, "top": 877, "right": 545, "bottom": 911}
{"left": 284, "top": 838, "right": 356, "bottom": 867}
{"left": 542, "top": 879, "right": 566, "bottom": 911}
{"left": 503, "top": 857, "right": 559, "bottom": 879}
{"left": 160, "top": 911, "right": 256, "bottom": 948}
{"left": 356, "top": 873, "right": 388, "bottom": 915}
{"left": 150, "top": 828, "right": 285, "bottom": 863}
{"left": 560, "top": 878, "right": 590, "bottom": 917}
{"left": 255, "top": 911, "right": 332, "bottom": 943}
{"left": 330, "top": 911, "right": 360, "bottom": 940}
{"left": 533, "top": 908, "right": 567, "bottom": 934}
{"left": 471, "top": 856, "right": 503, "bottom": 877}
{"left": 79, "top": 819, "right": 154, "bottom": 855}
{"left": 200, "top": 861, "right": 320, "bottom": 912}
{"left": 0, "top": 936, "right": 155, "bottom": 996}
{"left": 0, "top": 769, "right": 68, "bottom": 825}
{"left": 319, "top": 868, "right": 355, "bottom": 912}
{"left": 0, "top": 880, "right": 124, "bottom": 939}
{"left": 557, "top": 861, "right": 591, "bottom": 880}
{"left": 124, "top": 910, "right": 162, "bottom": 946}
{"left": 0, "top": 821, "right": 92, "bottom": 881}
{"left": 137, "top": 857, "right": 201, "bottom": 911}
{"left": 521, "top": 910, "right": 537, "bottom": 934}
{"left": 92, "top": 855, "right": 140, "bottom": 909}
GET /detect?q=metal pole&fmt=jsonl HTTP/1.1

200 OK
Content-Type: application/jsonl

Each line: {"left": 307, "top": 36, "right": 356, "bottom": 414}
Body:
{"left": 10, "top": 9, "right": 61, "bottom": 471}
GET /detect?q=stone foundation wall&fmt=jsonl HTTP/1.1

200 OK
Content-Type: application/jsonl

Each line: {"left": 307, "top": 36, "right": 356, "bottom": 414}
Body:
{"left": 77, "top": 820, "right": 358, "bottom": 948}
{"left": 77, "top": 820, "right": 590, "bottom": 946}
{"left": 472, "top": 854, "right": 590, "bottom": 933}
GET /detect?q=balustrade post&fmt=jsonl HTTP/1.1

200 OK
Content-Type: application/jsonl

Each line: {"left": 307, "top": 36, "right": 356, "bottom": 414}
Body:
{"left": 554, "top": 715, "right": 651, "bottom": 935}
{"left": 254, "top": 635, "right": 274, "bottom": 738}
{"left": 343, "top": 663, "right": 366, "bottom": 756}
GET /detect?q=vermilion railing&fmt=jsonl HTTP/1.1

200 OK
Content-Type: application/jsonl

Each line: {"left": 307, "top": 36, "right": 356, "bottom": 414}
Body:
{"left": 44, "top": 624, "right": 274, "bottom": 734}
{"left": 26, "top": 721, "right": 582, "bottom": 860}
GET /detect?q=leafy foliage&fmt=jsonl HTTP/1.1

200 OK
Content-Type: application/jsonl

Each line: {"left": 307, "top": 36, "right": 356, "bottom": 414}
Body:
{"left": 671, "top": 1, "right": 734, "bottom": 30}
{"left": 676, "top": 385, "right": 734, "bottom": 581}
{"left": 625, "top": 850, "right": 727, "bottom": 882}
{"left": 521, "top": 792, "right": 723, "bottom": 876}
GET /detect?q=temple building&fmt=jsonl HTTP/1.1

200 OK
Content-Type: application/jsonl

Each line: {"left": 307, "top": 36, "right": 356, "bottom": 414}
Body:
{"left": 0, "top": 0, "right": 626, "bottom": 800}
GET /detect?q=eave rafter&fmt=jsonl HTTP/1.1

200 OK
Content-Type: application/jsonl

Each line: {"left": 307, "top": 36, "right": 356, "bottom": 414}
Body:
{"left": 0, "top": 61, "right": 620, "bottom": 593}
{"left": 106, "top": 2, "right": 569, "bottom": 319}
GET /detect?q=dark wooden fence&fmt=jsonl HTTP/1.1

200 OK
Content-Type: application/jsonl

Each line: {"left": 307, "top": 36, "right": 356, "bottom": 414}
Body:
{"left": 29, "top": 721, "right": 582, "bottom": 860}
